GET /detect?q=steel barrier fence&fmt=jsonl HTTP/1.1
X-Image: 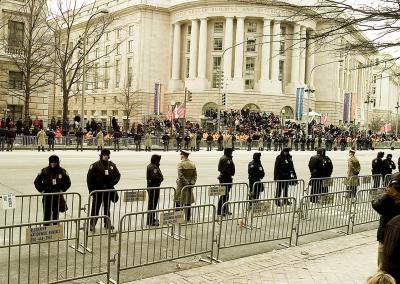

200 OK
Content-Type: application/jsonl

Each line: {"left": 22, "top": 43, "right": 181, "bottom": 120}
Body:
{"left": 180, "top": 183, "right": 249, "bottom": 219}
{"left": 383, "top": 173, "right": 394, "bottom": 187}
{"left": 351, "top": 188, "right": 384, "bottom": 233}
{"left": 252, "top": 180, "right": 305, "bottom": 209}
{"left": 115, "top": 204, "right": 216, "bottom": 283}
{"left": 0, "top": 216, "right": 112, "bottom": 284}
{"left": 217, "top": 198, "right": 296, "bottom": 259}
{"left": 295, "top": 191, "right": 352, "bottom": 245}
{"left": 0, "top": 192, "right": 82, "bottom": 247}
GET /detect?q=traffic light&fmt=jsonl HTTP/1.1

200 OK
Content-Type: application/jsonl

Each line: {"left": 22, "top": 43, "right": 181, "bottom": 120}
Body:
{"left": 218, "top": 70, "right": 224, "bottom": 88}
{"left": 222, "top": 93, "right": 226, "bottom": 106}
{"left": 187, "top": 90, "right": 192, "bottom": 102}
{"left": 77, "top": 35, "right": 83, "bottom": 50}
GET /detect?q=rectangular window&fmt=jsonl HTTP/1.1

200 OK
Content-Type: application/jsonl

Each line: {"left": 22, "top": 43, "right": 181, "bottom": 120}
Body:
{"left": 212, "top": 56, "right": 222, "bottom": 70}
{"left": 103, "top": 97, "right": 106, "bottom": 103}
{"left": 187, "top": 25, "right": 191, "bottom": 35}
{"left": 105, "top": 45, "right": 110, "bottom": 55}
{"left": 372, "top": 86, "right": 376, "bottom": 94}
{"left": 213, "top": 38, "right": 223, "bottom": 51}
{"left": 101, "top": 110, "right": 107, "bottom": 116}
{"left": 186, "top": 39, "right": 191, "bottom": 53}
{"left": 106, "top": 31, "right": 111, "bottom": 41}
{"left": 8, "top": 21, "right": 24, "bottom": 46}
{"left": 212, "top": 56, "right": 222, "bottom": 88}
{"left": 279, "top": 41, "right": 285, "bottom": 55}
{"left": 129, "top": 25, "right": 135, "bottom": 36}
{"left": 95, "top": 48, "right": 99, "bottom": 58}
{"left": 8, "top": 71, "right": 23, "bottom": 89}
{"left": 214, "top": 22, "right": 223, "bottom": 33}
{"left": 116, "top": 28, "right": 122, "bottom": 39}
{"left": 112, "top": 110, "right": 118, "bottom": 116}
{"left": 245, "top": 57, "right": 255, "bottom": 74}
{"left": 94, "top": 63, "right": 99, "bottom": 89}
{"left": 104, "top": 62, "right": 109, "bottom": 89}
{"left": 373, "top": 75, "right": 377, "bottom": 84}
{"left": 245, "top": 79, "right": 254, "bottom": 89}
{"left": 128, "top": 40, "right": 134, "bottom": 53}
{"left": 115, "top": 59, "right": 120, "bottom": 88}
{"left": 91, "top": 110, "right": 96, "bottom": 116}
{"left": 116, "top": 43, "right": 121, "bottom": 55}
{"left": 186, "top": 58, "right": 190, "bottom": 78}
{"left": 278, "top": 59, "right": 284, "bottom": 81}
{"left": 247, "top": 22, "right": 257, "bottom": 33}
{"left": 127, "top": 58, "right": 133, "bottom": 87}
{"left": 246, "top": 38, "right": 256, "bottom": 52}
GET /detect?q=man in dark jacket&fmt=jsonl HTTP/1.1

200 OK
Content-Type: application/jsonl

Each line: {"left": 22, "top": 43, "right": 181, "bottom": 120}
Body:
{"left": 372, "top": 172, "right": 400, "bottom": 267}
{"left": 248, "top": 152, "right": 265, "bottom": 202}
{"left": 47, "top": 129, "right": 55, "bottom": 151}
{"left": 372, "top": 152, "right": 385, "bottom": 188}
{"left": 146, "top": 154, "right": 164, "bottom": 226}
{"left": 6, "top": 128, "right": 16, "bottom": 151}
{"left": 217, "top": 148, "right": 235, "bottom": 216}
{"left": 308, "top": 148, "right": 333, "bottom": 203}
{"left": 87, "top": 149, "right": 121, "bottom": 231}
{"left": 75, "top": 128, "right": 84, "bottom": 151}
{"left": 113, "top": 128, "right": 122, "bottom": 151}
{"left": 381, "top": 215, "right": 400, "bottom": 283}
{"left": 34, "top": 155, "right": 71, "bottom": 223}
{"left": 206, "top": 132, "right": 213, "bottom": 151}
{"left": 274, "top": 147, "right": 297, "bottom": 206}
{"left": 175, "top": 132, "right": 183, "bottom": 152}
{"left": 382, "top": 154, "right": 396, "bottom": 184}
{"left": 161, "top": 132, "right": 170, "bottom": 152}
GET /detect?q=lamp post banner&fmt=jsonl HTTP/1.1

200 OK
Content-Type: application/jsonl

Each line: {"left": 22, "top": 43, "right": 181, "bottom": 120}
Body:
{"left": 343, "top": 93, "right": 350, "bottom": 122}
{"left": 154, "top": 83, "right": 160, "bottom": 115}
{"left": 295, "top": 88, "right": 300, "bottom": 120}
{"left": 351, "top": 92, "right": 357, "bottom": 122}
{"left": 299, "top": 87, "right": 304, "bottom": 119}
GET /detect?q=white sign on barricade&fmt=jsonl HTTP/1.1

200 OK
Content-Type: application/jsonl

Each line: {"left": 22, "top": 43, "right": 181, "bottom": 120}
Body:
{"left": 160, "top": 210, "right": 185, "bottom": 225}
{"left": 251, "top": 201, "right": 272, "bottom": 216}
{"left": 123, "top": 191, "right": 147, "bottom": 202}
{"left": 26, "top": 224, "right": 64, "bottom": 244}
{"left": 208, "top": 186, "right": 226, "bottom": 196}
{"left": 2, "top": 193, "right": 16, "bottom": 210}
{"left": 319, "top": 194, "right": 335, "bottom": 205}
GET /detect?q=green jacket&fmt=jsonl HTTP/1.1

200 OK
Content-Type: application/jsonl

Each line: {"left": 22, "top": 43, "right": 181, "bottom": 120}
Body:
{"left": 345, "top": 155, "right": 361, "bottom": 186}
{"left": 175, "top": 159, "right": 197, "bottom": 205}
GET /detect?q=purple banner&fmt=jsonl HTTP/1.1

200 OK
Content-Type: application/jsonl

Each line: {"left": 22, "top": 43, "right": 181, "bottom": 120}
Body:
{"left": 343, "top": 93, "right": 350, "bottom": 122}
{"left": 154, "top": 83, "right": 160, "bottom": 115}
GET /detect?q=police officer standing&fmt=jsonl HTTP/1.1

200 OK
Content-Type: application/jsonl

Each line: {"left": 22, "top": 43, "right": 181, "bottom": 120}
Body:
{"left": 87, "top": 149, "right": 121, "bottom": 231}
{"left": 345, "top": 148, "right": 361, "bottom": 198}
{"left": 47, "top": 129, "right": 55, "bottom": 151}
{"left": 248, "top": 152, "right": 265, "bottom": 201}
{"left": 372, "top": 152, "right": 385, "bottom": 188}
{"left": 174, "top": 150, "right": 197, "bottom": 221}
{"left": 308, "top": 148, "right": 333, "bottom": 203}
{"left": 162, "top": 132, "right": 170, "bottom": 151}
{"left": 382, "top": 154, "right": 396, "bottom": 183}
{"left": 217, "top": 148, "right": 235, "bottom": 216}
{"left": 113, "top": 128, "right": 122, "bottom": 151}
{"left": 146, "top": 154, "right": 164, "bottom": 226}
{"left": 274, "top": 147, "right": 296, "bottom": 206}
{"left": 34, "top": 155, "right": 71, "bottom": 223}
{"left": 206, "top": 132, "right": 213, "bottom": 151}
{"left": 176, "top": 132, "right": 183, "bottom": 152}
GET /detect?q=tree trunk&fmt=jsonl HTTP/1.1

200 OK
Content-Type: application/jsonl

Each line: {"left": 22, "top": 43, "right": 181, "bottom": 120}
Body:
{"left": 62, "top": 95, "right": 69, "bottom": 122}
{"left": 24, "top": 95, "right": 30, "bottom": 120}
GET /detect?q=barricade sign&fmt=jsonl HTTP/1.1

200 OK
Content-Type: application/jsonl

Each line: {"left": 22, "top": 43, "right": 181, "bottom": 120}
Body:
{"left": 351, "top": 188, "right": 383, "bottom": 232}
{"left": 253, "top": 180, "right": 305, "bottom": 209}
{"left": 295, "top": 191, "right": 352, "bottom": 245}
{"left": 116, "top": 205, "right": 216, "bottom": 283}
{"left": 208, "top": 185, "right": 226, "bottom": 196}
{"left": 217, "top": 198, "right": 296, "bottom": 260}
{"left": 0, "top": 192, "right": 82, "bottom": 248}
{"left": 307, "top": 177, "right": 348, "bottom": 197}
{"left": 1, "top": 193, "right": 16, "bottom": 210}
{"left": 26, "top": 224, "right": 64, "bottom": 244}
{"left": 160, "top": 210, "right": 185, "bottom": 225}
{"left": 0, "top": 216, "right": 112, "bottom": 284}
{"left": 123, "top": 190, "right": 146, "bottom": 202}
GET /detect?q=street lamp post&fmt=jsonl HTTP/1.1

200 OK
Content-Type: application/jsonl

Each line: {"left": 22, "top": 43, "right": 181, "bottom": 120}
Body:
{"left": 80, "top": 9, "right": 109, "bottom": 127}
{"left": 280, "top": 109, "right": 286, "bottom": 135}
{"left": 364, "top": 94, "right": 374, "bottom": 133}
{"left": 304, "top": 59, "right": 344, "bottom": 136}
{"left": 395, "top": 102, "right": 400, "bottom": 137}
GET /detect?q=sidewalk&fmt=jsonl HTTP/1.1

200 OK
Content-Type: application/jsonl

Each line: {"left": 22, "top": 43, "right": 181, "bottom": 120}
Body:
{"left": 132, "top": 230, "right": 378, "bottom": 284}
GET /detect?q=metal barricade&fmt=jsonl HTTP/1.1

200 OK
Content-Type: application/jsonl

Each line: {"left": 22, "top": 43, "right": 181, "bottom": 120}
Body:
{"left": 295, "top": 191, "right": 352, "bottom": 245}
{"left": 217, "top": 198, "right": 296, "bottom": 259}
{"left": 253, "top": 180, "right": 305, "bottom": 209}
{"left": 351, "top": 188, "right": 383, "bottom": 233}
{"left": 115, "top": 204, "right": 216, "bottom": 283}
{"left": 306, "top": 176, "right": 348, "bottom": 196}
{"left": 384, "top": 174, "right": 394, "bottom": 187}
{"left": 357, "top": 174, "right": 383, "bottom": 190}
{"left": 180, "top": 183, "right": 249, "bottom": 219}
{"left": 0, "top": 216, "right": 112, "bottom": 284}
{"left": 0, "top": 192, "right": 82, "bottom": 247}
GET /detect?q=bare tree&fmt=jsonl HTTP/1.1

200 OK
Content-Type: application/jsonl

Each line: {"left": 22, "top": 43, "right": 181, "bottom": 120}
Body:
{"left": 0, "top": 0, "right": 53, "bottom": 120}
{"left": 116, "top": 87, "right": 142, "bottom": 131}
{"left": 47, "top": 0, "right": 113, "bottom": 122}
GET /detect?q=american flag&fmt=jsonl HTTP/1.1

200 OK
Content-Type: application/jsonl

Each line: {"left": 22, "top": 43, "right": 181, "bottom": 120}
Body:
{"left": 321, "top": 113, "right": 328, "bottom": 125}
{"left": 380, "top": 123, "right": 392, "bottom": 133}
{"left": 166, "top": 110, "right": 174, "bottom": 121}
{"left": 174, "top": 104, "right": 186, "bottom": 119}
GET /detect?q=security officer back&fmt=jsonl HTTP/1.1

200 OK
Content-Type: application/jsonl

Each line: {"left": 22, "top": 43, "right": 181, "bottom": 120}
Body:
{"left": 217, "top": 148, "right": 235, "bottom": 215}
{"left": 146, "top": 154, "right": 164, "bottom": 226}
{"left": 248, "top": 152, "right": 265, "bottom": 201}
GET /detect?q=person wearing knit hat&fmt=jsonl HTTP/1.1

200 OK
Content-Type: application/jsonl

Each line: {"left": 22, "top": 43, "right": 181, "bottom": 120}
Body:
{"left": 34, "top": 155, "right": 71, "bottom": 224}
{"left": 372, "top": 172, "right": 400, "bottom": 268}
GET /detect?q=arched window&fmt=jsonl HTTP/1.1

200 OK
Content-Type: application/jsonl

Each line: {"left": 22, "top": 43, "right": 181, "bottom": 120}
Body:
{"left": 281, "top": 106, "right": 294, "bottom": 119}
{"left": 202, "top": 102, "right": 218, "bottom": 114}
{"left": 242, "top": 103, "right": 260, "bottom": 112}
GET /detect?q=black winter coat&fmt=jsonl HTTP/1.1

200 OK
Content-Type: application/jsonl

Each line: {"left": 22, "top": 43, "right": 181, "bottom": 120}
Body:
{"left": 218, "top": 155, "right": 235, "bottom": 182}
{"left": 372, "top": 193, "right": 400, "bottom": 243}
{"left": 34, "top": 166, "right": 71, "bottom": 194}
{"left": 308, "top": 155, "right": 333, "bottom": 178}
{"left": 274, "top": 152, "right": 296, "bottom": 181}
{"left": 87, "top": 160, "right": 121, "bottom": 193}
{"left": 371, "top": 157, "right": 384, "bottom": 175}
{"left": 146, "top": 155, "right": 164, "bottom": 187}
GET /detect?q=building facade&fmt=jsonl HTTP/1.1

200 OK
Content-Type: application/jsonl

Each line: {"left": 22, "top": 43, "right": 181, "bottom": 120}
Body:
{"left": 52, "top": 0, "right": 399, "bottom": 128}
{"left": 0, "top": 0, "right": 49, "bottom": 124}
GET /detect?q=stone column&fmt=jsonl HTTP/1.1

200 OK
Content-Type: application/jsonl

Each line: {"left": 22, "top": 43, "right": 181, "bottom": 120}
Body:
{"left": 231, "top": 17, "right": 244, "bottom": 91}
{"left": 306, "top": 30, "right": 315, "bottom": 88}
{"left": 260, "top": 19, "right": 271, "bottom": 81}
{"left": 290, "top": 24, "right": 300, "bottom": 85}
{"left": 171, "top": 22, "right": 181, "bottom": 80}
{"left": 224, "top": 17, "right": 234, "bottom": 80}
{"left": 188, "top": 19, "right": 199, "bottom": 79}
{"left": 197, "top": 18, "right": 208, "bottom": 80}
{"left": 271, "top": 21, "right": 281, "bottom": 82}
{"left": 299, "top": 26, "right": 306, "bottom": 85}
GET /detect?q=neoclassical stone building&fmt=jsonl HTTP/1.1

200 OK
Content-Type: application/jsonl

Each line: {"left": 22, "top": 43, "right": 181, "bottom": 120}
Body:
{"left": 52, "top": 0, "right": 399, "bottom": 128}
